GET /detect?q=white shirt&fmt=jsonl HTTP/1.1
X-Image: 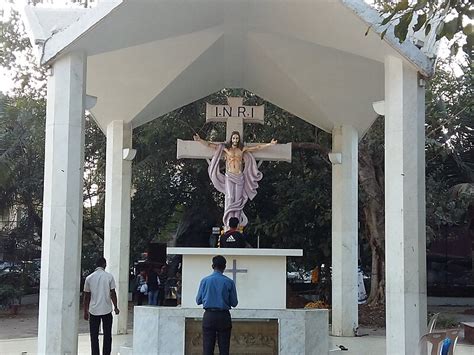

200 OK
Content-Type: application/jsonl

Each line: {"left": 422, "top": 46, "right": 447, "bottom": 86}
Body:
{"left": 84, "top": 267, "right": 116, "bottom": 316}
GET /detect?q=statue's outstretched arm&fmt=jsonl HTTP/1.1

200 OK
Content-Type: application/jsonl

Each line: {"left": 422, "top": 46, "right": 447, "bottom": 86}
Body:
{"left": 243, "top": 138, "right": 277, "bottom": 152}
{"left": 193, "top": 133, "right": 218, "bottom": 149}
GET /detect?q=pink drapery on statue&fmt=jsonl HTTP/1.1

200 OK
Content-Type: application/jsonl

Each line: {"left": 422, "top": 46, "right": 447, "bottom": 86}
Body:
{"left": 208, "top": 144, "right": 263, "bottom": 227}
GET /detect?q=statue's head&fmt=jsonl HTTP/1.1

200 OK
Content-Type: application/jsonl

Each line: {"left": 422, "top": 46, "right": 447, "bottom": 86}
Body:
{"left": 226, "top": 131, "right": 243, "bottom": 149}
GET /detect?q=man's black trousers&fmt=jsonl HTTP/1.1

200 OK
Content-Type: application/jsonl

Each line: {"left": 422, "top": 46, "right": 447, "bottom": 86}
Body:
{"left": 89, "top": 312, "right": 113, "bottom": 355}
{"left": 202, "top": 310, "right": 232, "bottom": 355}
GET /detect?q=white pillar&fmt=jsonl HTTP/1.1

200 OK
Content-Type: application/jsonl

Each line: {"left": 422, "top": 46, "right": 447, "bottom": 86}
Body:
{"left": 331, "top": 125, "right": 358, "bottom": 336}
{"left": 38, "top": 53, "right": 86, "bottom": 355}
{"left": 384, "top": 55, "right": 427, "bottom": 354}
{"left": 104, "top": 120, "right": 133, "bottom": 335}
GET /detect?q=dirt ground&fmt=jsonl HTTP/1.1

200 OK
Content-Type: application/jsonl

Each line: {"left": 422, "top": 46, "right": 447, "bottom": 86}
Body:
{"left": 358, "top": 303, "right": 474, "bottom": 329}
{"left": 0, "top": 300, "right": 134, "bottom": 340}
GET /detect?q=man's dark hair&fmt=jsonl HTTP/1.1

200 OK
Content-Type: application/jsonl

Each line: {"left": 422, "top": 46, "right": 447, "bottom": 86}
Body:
{"left": 228, "top": 217, "right": 239, "bottom": 228}
{"left": 96, "top": 257, "right": 106, "bottom": 268}
{"left": 212, "top": 255, "right": 226, "bottom": 271}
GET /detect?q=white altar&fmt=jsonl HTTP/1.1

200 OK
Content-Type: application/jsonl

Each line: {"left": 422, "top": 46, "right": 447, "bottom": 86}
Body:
{"left": 128, "top": 247, "right": 329, "bottom": 354}
{"left": 171, "top": 247, "right": 302, "bottom": 309}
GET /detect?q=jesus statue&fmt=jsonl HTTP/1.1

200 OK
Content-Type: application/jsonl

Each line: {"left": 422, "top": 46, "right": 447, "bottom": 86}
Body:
{"left": 194, "top": 131, "right": 277, "bottom": 228}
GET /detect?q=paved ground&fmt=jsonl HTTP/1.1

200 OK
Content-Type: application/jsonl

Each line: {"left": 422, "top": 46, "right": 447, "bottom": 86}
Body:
{"left": 0, "top": 333, "right": 133, "bottom": 355}
{"left": 1, "top": 294, "right": 473, "bottom": 354}
{"left": 328, "top": 334, "right": 474, "bottom": 355}
{"left": 1, "top": 329, "right": 473, "bottom": 355}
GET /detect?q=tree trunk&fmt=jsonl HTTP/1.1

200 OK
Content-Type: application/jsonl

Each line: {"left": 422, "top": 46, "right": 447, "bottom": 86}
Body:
{"left": 364, "top": 203, "right": 385, "bottom": 304}
{"left": 294, "top": 132, "right": 387, "bottom": 305}
{"left": 359, "top": 144, "right": 385, "bottom": 305}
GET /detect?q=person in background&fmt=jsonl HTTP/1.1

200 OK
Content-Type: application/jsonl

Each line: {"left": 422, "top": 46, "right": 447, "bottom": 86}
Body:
{"left": 220, "top": 217, "right": 246, "bottom": 248}
{"left": 176, "top": 271, "right": 182, "bottom": 306}
{"left": 311, "top": 265, "right": 319, "bottom": 284}
{"left": 210, "top": 226, "right": 221, "bottom": 247}
{"left": 147, "top": 265, "right": 160, "bottom": 305}
{"left": 357, "top": 260, "right": 367, "bottom": 304}
{"left": 196, "top": 255, "right": 238, "bottom": 355}
{"left": 136, "top": 268, "right": 147, "bottom": 305}
{"left": 158, "top": 264, "right": 168, "bottom": 306}
{"left": 83, "top": 257, "right": 120, "bottom": 355}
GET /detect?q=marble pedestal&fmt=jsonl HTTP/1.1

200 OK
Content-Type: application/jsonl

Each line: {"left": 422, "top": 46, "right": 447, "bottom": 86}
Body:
{"left": 130, "top": 248, "right": 329, "bottom": 354}
{"left": 132, "top": 306, "right": 328, "bottom": 355}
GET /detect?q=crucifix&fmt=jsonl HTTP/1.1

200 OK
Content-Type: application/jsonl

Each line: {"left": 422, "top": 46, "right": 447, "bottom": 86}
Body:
{"left": 177, "top": 97, "right": 291, "bottom": 227}
{"left": 224, "top": 259, "right": 248, "bottom": 284}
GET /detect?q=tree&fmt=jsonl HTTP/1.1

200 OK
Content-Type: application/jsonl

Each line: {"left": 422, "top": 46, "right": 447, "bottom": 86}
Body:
{"left": 0, "top": 94, "right": 45, "bottom": 260}
{"left": 0, "top": 9, "right": 46, "bottom": 97}
{"left": 425, "top": 59, "right": 473, "bottom": 235}
{"left": 358, "top": 117, "right": 386, "bottom": 304}
{"left": 130, "top": 101, "right": 223, "bottom": 258}
{"left": 0, "top": 9, "right": 107, "bottom": 270}
{"left": 2, "top": 1, "right": 471, "bottom": 309}
{"left": 357, "top": 59, "right": 473, "bottom": 305}
{"left": 129, "top": 63, "right": 471, "bottom": 307}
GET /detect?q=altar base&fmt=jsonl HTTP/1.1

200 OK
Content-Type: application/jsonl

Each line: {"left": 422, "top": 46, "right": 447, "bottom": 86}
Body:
{"left": 132, "top": 306, "right": 328, "bottom": 355}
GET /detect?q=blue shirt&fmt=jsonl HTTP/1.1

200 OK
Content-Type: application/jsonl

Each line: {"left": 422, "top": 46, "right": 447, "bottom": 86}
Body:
{"left": 196, "top": 271, "right": 238, "bottom": 310}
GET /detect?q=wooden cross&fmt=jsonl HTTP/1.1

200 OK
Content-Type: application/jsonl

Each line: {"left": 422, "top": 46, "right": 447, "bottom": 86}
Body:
{"left": 224, "top": 259, "right": 248, "bottom": 284}
{"left": 176, "top": 97, "right": 291, "bottom": 162}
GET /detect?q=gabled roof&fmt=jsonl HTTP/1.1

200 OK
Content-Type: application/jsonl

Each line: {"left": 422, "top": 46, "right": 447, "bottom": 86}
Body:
{"left": 20, "top": 0, "right": 436, "bottom": 135}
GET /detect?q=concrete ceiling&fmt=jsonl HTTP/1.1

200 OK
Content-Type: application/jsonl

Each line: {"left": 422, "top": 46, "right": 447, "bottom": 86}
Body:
{"left": 21, "top": 0, "right": 435, "bottom": 136}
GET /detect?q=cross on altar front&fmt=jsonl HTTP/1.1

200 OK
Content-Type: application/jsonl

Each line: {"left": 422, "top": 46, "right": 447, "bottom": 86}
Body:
{"left": 224, "top": 259, "right": 247, "bottom": 284}
{"left": 177, "top": 97, "right": 291, "bottom": 162}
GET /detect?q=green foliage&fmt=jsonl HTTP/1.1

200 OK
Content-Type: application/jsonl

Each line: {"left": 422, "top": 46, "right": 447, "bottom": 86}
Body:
{"left": 0, "top": 10, "right": 107, "bottom": 268}
{"left": 130, "top": 100, "right": 221, "bottom": 259}
{"left": 373, "top": 0, "right": 473, "bottom": 57}
{"left": 0, "top": 2, "right": 471, "bottom": 291}
{"left": 0, "top": 9, "right": 46, "bottom": 97}
{"left": 0, "top": 9, "right": 47, "bottom": 261}
{"left": 435, "top": 314, "right": 459, "bottom": 329}
{"left": 0, "top": 94, "right": 45, "bottom": 259}
{"left": 81, "top": 116, "right": 107, "bottom": 269}
{"left": 394, "top": 11, "right": 413, "bottom": 42}
{"left": 425, "top": 59, "right": 473, "bottom": 239}
{"left": 0, "top": 284, "right": 22, "bottom": 306}
{"left": 356, "top": 60, "right": 472, "bottom": 302}
{"left": 243, "top": 99, "right": 333, "bottom": 266}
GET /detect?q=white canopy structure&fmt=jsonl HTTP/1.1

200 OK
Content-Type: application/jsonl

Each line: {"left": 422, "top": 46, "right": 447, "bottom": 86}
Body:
{"left": 20, "top": 0, "right": 435, "bottom": 354}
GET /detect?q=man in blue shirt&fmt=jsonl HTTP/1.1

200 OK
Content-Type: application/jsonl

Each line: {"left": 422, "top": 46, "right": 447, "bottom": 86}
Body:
{"left": 196, "top": 255, "right": 238, "bottom": 355}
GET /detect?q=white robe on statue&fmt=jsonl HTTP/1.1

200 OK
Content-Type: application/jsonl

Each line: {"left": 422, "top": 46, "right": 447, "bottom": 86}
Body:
{"left": 208, "top": 144, "right": 262, "bottom": 227}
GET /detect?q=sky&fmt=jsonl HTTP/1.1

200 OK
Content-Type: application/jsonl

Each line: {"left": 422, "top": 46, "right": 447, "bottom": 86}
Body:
{"left": 0, "top": 0, "right": 12, "bottom": 92}
{"left": 0, "top": 2, "right": 18, "bottom": 93}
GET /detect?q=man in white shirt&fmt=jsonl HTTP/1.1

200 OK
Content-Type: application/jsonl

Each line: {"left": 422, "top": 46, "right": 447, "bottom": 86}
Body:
{"left": 83, "top": 257, "right": 120, "bottom": 355}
